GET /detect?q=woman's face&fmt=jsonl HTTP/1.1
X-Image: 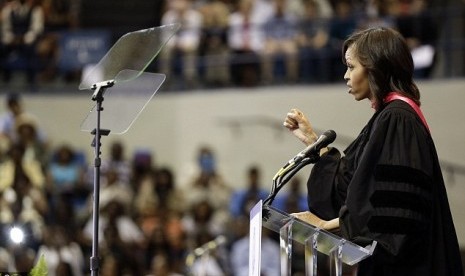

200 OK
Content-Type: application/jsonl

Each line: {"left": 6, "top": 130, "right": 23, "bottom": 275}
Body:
{"left": 344, "top": 45, "right": 372, "bottom": 102}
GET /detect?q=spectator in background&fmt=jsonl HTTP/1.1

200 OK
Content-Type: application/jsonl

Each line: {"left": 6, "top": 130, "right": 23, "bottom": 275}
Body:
{"left": 99, "top": 169, "right": 134, "bottom": 213}
{"left": 297, "top": 0, "right": 331, "bottom": 83}
{"left": 261, "top": 0, "right": 299, "bottom": 84}
{"left": 182, "top": 146, "right": 231, "bottom": 244}
{"left": 182, "top": 199, "right": 226, "bottom": 247}
{"left": 358, "top": 0, "right": 397, "bottom": 29}
{"left": 0, "top": 142, "right": 45, "bottom": 193}
{"left": 229, "top": 165, "right": 268, "bottom": 218}
{"left": 138, "top": 211, "right": 170, "bottom": 270}
{"left": 147, "top": 252, "right": 183, "bottom": 276}
{"left": 160, "top": 0, "right": 203, "bottom": 89}
{"left": 227, "top": 0, "right": 264, "bottom": 86}
{"left": 36, "top": 225, "right": 84, "bottom": 276}
{"left": 15, "top": 113, "right": 49, "bottom": 166}
{"left": 133, "top": 167, "right": 158, "bottom": 217}
{"left": 46, "top": 144, "right": 87, "bottom": 221}
{"left": 187, "top": 230, "right": 230, "bottom": 276}
{"left": 41, "top": 0, "right": 79, "bottom": 31}
{"left": 198, "top": 0, "right": 231, "bottom": 87}
{"left": 183, "top": 146, "right": 232, "bottom": 213}
{"left": 395, "top": 0, "right": 437, "bottom": 78}
{"left": 130, "top": 148, "right": 155, "bottom": 192}
{"left": 251, "top": 0, "right": 274, "bottom": 21}
{"left": 328, "top": 0, "right": 358, "bottom": 81}
{"left": 46, "top": 145, "right": 84, "bottom": 195}
{"left": 0, "top": 146, "right": 47, "bottom": 252}
{"left": 101, "top": 140, "right": 131, "bottom": 187}
{"left": 154, "top": 167, "right": 185, "bottom": 214}
{"left": 98, "top": 217, "right": 145, "bottom": 276}
{"left": 272, "top": 176, "right": 307, "bottom": 213}
{"left": 147, "top": 252, "right": 184, "bottom": 276}
{"left": 82, "top": 199, "right": 146, "bottom": 275}
{"left": 37, "top": 0, "right": 80, "bottom": 82}
{"left": 1, "top": 0, "right": 44, "bottom": 90}
{"left": 0, "top": 93, "right": 23, "bottom": 144}
{"left": 163, "top": 212, "right": 189, "bottom": 273}
{"left": 0, "top": 93, "right": 47, "bottom": 145}
{"left": 229, "top": 216, "right": 280, "bottom": 276}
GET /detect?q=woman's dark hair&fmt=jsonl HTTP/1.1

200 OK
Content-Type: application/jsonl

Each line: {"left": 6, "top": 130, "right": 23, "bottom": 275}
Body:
{"left": 342, "top": 27, "right": 420, "bottom": 108}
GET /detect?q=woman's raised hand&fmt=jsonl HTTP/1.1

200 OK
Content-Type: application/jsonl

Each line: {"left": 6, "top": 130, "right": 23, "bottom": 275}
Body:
{"left": 283, "top": 108, "right": 318, "bottom": 146}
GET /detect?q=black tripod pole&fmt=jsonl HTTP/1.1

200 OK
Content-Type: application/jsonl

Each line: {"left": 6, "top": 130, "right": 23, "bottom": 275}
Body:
{"left": 89, "top": 81, "right": 113, "bottom": 276}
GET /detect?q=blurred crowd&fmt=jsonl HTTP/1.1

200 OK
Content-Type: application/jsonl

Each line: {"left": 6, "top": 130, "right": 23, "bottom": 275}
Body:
{"left": 0, "top": 92, "right": 310, "bottom": 275}
{"left": 0, "top": 0, "right": 455, "bottom": 274}
{"left": 0, "top": 0, "right": 444, "bottom": 92}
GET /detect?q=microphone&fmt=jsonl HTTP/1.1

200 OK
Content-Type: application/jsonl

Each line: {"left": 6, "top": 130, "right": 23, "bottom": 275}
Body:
{"left": 292, "top": 130, "right": 336, "bottom": 164}
{"left": 267, "top": 130, "right": 337, "bottom": 206}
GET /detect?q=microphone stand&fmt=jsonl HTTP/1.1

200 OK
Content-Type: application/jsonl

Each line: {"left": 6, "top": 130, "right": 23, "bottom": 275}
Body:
{"left": 263, "top": 154, "right": 320, "bottom": 206}
{"left": 263, "top": 130, "right": 336, "bottom": 207}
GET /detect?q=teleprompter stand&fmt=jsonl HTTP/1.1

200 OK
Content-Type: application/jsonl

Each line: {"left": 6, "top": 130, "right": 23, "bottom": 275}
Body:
{"left": 78, "top": 23, "right": 180, "bottom": 276}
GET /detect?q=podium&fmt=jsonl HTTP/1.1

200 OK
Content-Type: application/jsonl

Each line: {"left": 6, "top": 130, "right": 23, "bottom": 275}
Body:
{"left": 248, "top": 131, "right": 376, "bottom": 275}
{"left": 256, "top": 204, "right": 376, "bottom": 276}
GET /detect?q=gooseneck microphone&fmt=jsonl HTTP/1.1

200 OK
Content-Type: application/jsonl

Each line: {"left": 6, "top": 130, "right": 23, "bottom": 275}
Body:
{"left": 264, "top": 130, "right": 337, "bottom": 207}
{"left": 288, "top": 129, "right": 337, "bottom": 165}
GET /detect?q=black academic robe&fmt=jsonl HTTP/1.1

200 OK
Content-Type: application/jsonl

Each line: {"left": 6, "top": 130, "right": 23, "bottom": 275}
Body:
{"left": 307, "top": 100, "right": 463, "bottom": 276}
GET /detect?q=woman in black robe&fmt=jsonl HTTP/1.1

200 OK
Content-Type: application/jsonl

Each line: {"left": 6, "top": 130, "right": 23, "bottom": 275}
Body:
{"left": 283, "top": 27, "right": 463, "bottom": 276}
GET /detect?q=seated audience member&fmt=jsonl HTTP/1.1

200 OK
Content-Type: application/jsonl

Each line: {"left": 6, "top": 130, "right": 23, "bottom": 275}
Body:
{"left": 0, "top": 93, "right": 47, "bottom": 145}
{"left": 187, "top": 230, "right": 230, "bottom": 276}
{"left": 357, "top": 0, "right": 397, "bottom": 29}
{"left": 229, "top": 216, "right": 280, "bottom": 276}
{"left": 182, "top": 199, "right": 226, "bottom": 247}
{"left": 130, "top": 148, "right": 157, "bottom": 215}
{"left": 15, "top": 113, "right": 49, "bottom": 166}
{"left": 395, "top": 0, "right": 437, "bottom": 78}
{"left": 183, "top": 146, "right": 232, "bottom": 214}
{"left": 0, "top": 93, "right": 23, "bottom": 143}
{"left": 46, "top": 144, "right": 88, "bottom": 220}
{"left": 328, "top": 0, "right": 358, "bottom": 81}
{"left": 297, "top": 0, "right": 331, "bottom": 83}
{"left": 37, "top": 0, "right": 80, "bottom": 81}
{"left": 1, "top": 0, "right": 44, "bottom": 90}
{"left": 159, "top": 0, "right": 203, "bottom": 89}
{"left": 197, "top": 0, "right": 231, "bottom": 87}
{"left": 82, "top": 199, "right": 145, "bottom": 275}
{"left": 0, "top": 143, "right": 45, "bottom": 192}
{"left": 154, "top": 167, "right": 185, "bottom": 214}
{"left": 229, "top": 165, "right": 268, "bottom": 218}
{"left": 100, "top": 140, "right": 131, "bottom": 187}
{"left": 134, "top": 167, "right": 184, "bottom": 218}
{"left": 36, "top": 225, "right": 85, "bottom": 276}
{"left": 99, "top": 168, "right": 133, "bottom": 213}
{"left": 261, "top": 0, "right": 299, "bottom": 84}
{"left": 227, "top": 0, "right": 264, "bottom": 86}
{"left": 148, "top": 252, "right": 184, "bottom": 276}
{"left": 0, "top": 160, "right": 47, "bottom": 252}
{"left": 272, "top": 176, "right": 307, "bottom": 213}
{"left": 98, "top": 218, "right": 145, "bottom": 276}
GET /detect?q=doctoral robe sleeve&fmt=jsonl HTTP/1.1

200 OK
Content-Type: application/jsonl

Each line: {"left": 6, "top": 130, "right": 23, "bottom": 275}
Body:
{"left": 307, "top": 147, "right": 351, "bottom": 220}
{"left": 340, "top": 104, "right": 435, "bottom": 262}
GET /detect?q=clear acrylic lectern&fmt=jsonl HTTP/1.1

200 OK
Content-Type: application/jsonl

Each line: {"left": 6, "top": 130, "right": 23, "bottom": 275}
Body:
{"left": 261, "top": 205, "right": 376, "bottom": 276}
{"left": 77, "top": 23, "right": 180, "bottom": 276}
{"left": 251, "top": 138, "right": 376, "bottom": 276}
